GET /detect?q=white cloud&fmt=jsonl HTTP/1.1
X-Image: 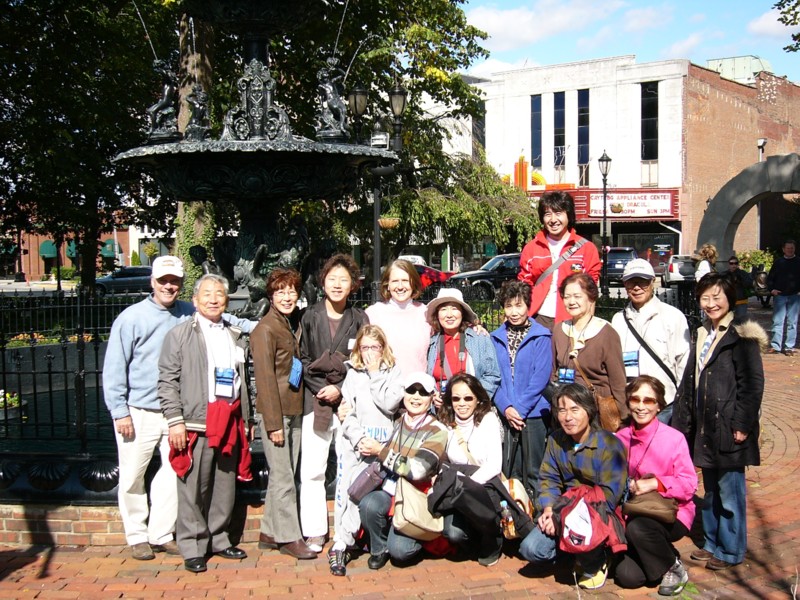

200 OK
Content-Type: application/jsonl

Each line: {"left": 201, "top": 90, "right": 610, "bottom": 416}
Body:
{"left": 747, "top": 9, "right": 800, "bottom": 38}
{"left": 689, "top": 13, "right": 706, "bottom": 25}
{"left": 661, "top": 32, "right": 705, "bottom": 58}
{"left": 467, "top": 0, "right": 626, "bottom": 53}
{"left": 622, "top": 6, "right": 668, "bottom": 33}
{"left": 469, "top": 57, "right": 537, "bottom": 77}
{"left": 576, "top": 26, "right": 617, "bottom": 52}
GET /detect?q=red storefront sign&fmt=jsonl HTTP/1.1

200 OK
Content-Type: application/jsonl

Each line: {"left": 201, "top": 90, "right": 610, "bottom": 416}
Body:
{"left": 529, "top": 188, "right": 680, "bottom": 221}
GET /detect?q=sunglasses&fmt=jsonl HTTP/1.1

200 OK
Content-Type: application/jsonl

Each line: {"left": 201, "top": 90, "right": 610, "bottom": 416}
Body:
{"left": 729, "top": 261, "right": 739, "bottom": 265}
{"left": 451, "top": 395, "right": 477, "bottom": 404}
{"left": 405, "top": 384, "right": 432, "bottom": 396}
{"left": 628, "top": 395, "right": 658, "bottom": 406}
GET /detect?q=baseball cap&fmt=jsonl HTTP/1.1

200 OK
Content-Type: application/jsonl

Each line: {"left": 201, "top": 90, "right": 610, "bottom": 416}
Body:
{"left": 152, "top": 256, "right": 185, "bottom": 279}
{"left": 403, "top": 372, "right": 437, "bottom": 395}
{"left": 622, "top": 258, "right": 655, "bottom": 282}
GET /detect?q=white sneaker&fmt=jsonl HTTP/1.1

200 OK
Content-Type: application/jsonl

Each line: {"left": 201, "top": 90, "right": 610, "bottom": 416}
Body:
{"left": 658, "top": 559, "right": 689, "bottom": 596}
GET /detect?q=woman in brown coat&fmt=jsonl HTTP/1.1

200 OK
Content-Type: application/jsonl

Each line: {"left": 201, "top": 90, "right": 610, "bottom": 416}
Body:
{"left": 250, "top": 268, "right": 315, "bottom": 559}
{"left": 551, "top": 273, "right": 628, "bottom": 429}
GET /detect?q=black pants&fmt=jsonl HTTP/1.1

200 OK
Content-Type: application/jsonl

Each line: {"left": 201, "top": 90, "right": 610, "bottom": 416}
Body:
{"left": 502, "top": 417, "right": 549, "bottom": 499}
{"left": 615, "top": 516, "right": 689, "bottom": 588}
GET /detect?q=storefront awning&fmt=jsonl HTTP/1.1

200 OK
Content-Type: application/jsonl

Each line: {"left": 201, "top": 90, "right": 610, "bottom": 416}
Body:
{"left": 66, "top": 240, "right": 77, "bottom": 258}
{"left": 0, "top": 243, "right": 18, "bottom": 255}
{"left": 99, "top": 239, "right": 122, "bottom": 258}
{"left": 39, "top": 240, "right": 57, "bottom": 259}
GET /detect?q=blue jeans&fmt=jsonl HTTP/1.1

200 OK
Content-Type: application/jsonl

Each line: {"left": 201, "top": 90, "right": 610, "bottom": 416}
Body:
{"left": 656, "top": 403, "right": 673, "bottom": 425}
{"left": 358, "top": 489, "right": 427, "bottom": 561}
{"left": 701, "top": 467, "right": 747, "bottom": 564}
{"left": 520, "top": 524, "right": 606, "bottom": 573}
{"left": 771, "top": 294, "right": 800, "bottom": 351}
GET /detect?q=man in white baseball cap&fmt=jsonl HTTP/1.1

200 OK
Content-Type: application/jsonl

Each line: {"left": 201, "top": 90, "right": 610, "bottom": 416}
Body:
{"left": 611, "top": 258, "right": 690, "bottom": 423}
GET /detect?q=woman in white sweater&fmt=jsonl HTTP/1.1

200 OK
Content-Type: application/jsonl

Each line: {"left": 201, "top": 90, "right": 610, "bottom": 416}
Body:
{"left": 437, "top": 373, "right": 504, "bottom": 566}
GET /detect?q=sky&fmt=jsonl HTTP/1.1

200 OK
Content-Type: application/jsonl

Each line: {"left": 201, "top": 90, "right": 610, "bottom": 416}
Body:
{"left": 464, "top": 0, "right": 800, "bottom": 82}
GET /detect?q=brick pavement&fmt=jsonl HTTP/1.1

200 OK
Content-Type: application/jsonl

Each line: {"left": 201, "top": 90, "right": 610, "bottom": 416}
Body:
{"left": 1, "top": 318, "right": 798, "bottom": 598}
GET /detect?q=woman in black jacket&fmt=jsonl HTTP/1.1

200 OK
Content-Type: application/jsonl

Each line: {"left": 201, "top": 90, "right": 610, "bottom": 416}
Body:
{"left": 298, "top": 254, "right": 368, "bottom": 554}
{"left": 673, "top": 272, "right": 766, "bottom": 571}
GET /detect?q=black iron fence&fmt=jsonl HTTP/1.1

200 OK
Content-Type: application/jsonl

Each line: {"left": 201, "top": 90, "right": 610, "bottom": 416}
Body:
{"left": 0, "top": 282, "right": 700, "bottom": 503}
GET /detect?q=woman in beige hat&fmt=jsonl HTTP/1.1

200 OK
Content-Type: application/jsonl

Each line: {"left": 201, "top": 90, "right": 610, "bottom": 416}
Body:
{"left": 425, "top": 288, "right": 500, "bottom": 403}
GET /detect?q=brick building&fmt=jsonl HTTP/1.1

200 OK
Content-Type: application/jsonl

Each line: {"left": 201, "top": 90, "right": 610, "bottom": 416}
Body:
{"left": 478, "top": 55, "right": 800, "bottom": 257}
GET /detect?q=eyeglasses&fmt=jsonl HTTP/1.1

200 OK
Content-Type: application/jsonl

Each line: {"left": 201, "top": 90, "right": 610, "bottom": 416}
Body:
{"left": 728, "top": 261, "right": 739, "bottom": 266}
{"left": 624, "top": 277, "right": 652, "bottom": 289}
{"left": 273, "top": 289, "right": 299, "bottom": 298}
{"left": 405, "top": 385, "right": 432, "bottom": 396}
{"left": 628, "top": 395, "right": 658, "bottom": 406}
{"left": 451, "top": 395, "right": 477, "bottom": 404}
{"left": 359, "top": 344, "right": 383, "bottom": 353}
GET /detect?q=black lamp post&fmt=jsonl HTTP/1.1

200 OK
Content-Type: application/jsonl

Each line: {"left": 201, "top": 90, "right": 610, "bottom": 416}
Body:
{"left": 598, "top": 150, "right": 612, "bottom": 297}
{"left": 366, "top": 85, "right": 408, "bottom": 285}
{"left": 347, "top": 84, "right": 368, "bottom": 143}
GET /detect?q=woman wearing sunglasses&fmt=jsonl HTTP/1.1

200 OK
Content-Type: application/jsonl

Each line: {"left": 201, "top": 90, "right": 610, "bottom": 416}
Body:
{"left": 615, "top": 376, "right": 697, "bottom": 596}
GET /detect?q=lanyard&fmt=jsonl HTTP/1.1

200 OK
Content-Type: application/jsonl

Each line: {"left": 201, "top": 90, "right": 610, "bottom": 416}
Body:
{"left": 438, "top": 333, "right": 466, "bottom": 385}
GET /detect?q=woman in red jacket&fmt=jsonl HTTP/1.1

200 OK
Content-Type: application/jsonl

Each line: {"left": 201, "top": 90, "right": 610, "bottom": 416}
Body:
{"left": 518, "top": 191, "right": 601, "bottom": 330}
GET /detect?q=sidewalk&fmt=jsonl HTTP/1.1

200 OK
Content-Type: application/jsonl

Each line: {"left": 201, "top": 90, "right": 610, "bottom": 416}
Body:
{"left": 0, "top": 318, "right": 798, "bottom": 598}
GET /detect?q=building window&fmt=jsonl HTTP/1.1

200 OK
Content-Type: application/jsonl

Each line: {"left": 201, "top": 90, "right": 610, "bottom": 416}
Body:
{"left": 641, "top": 81, "right": 658, "bottom": 161}
{"left": 554, "top": 91, "right": 565, "bottom": 168}
{"left": 530, "top": 95, "right": 542, "bottom": 168}
{"left": 577, "top": 88, "right": 589, "bottom": 186}
{"left": 641, "top": 160, "right": 658, "bottom": 187}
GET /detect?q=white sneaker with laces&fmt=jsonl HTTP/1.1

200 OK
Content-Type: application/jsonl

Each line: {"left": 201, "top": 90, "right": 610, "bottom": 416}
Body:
{"left": 658, "top": 558, "right": 689, "bottom": 596}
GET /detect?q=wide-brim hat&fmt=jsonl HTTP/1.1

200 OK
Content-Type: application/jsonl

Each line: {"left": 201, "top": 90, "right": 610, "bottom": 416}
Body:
{"left": 425, "top": 287, "right": 478, "bottom": 324}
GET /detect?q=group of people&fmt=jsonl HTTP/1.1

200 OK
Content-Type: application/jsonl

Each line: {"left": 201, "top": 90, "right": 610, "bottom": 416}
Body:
{"left": 102, "top": 190, "right": 766, "bottom": 596}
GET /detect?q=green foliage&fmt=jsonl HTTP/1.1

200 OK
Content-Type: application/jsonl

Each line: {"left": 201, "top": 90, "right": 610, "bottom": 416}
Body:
{"left": 175, "top": 202, "right": 217, "bottom": 300}
{"left": 141, "top": 242, "right": 160, "bottom": 261}
{"left": 130, "top": 250, "right": 142, "bottom": 266}
{"left": 59, "top": 267, "right": 77, "bottom": 280}
{"left": 736, "top": 248, "right": 777, "bottom": 272}
{"left": 775, "top": 0, "right": 800, "bottom": 52}
{"left": 0, "top": 1, "right": 180, "bottom": 286}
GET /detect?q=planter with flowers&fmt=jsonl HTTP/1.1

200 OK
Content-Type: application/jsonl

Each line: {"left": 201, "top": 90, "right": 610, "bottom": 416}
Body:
{"left": 0, "top": 391, "right": 27, "bottom": 421}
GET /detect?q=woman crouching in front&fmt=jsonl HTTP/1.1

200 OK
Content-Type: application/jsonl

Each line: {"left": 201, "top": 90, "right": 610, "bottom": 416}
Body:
{"left": 357, "top": 372, "right": 447, "bottom": 570}
{"left": 437, "top": 373, "right": 504, "bottom": 566}
{"left": 518, "top": 383, "right": 627, "bottom": 590}
{"left": 615, "top": 375, "right": 697, "bottom": 596}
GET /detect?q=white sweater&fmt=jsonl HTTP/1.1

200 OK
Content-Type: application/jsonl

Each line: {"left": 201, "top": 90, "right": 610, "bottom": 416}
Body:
{"left": 445, "top": 410, "right": 503, "bottom": 484}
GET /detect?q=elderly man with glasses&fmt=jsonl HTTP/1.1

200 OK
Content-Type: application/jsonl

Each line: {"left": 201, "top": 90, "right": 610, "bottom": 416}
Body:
{"left": 611, "top": 259, "right": 690, "bottom": 424}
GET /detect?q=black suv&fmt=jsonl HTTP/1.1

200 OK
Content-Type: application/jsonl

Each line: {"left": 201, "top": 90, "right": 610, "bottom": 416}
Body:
{"left": 605, "top": 247, "right": 638, "bottom": 284}
{"left": 448, "top": 253, "right": 520, "bottom": 300}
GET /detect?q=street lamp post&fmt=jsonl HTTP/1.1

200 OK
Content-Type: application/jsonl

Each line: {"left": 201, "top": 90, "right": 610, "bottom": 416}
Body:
{"left": 598, "top": 151, "right": 612, "bottom": 297}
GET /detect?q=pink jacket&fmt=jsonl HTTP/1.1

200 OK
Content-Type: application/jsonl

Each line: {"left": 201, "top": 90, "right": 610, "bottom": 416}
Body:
{"left": 616, "top": 419, "right": 697, "bottom": 530}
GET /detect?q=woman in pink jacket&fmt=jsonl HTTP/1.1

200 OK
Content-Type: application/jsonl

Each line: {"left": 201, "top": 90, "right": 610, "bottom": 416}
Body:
{"left": 615, "top": 375, "right": 697, "bottom": 596}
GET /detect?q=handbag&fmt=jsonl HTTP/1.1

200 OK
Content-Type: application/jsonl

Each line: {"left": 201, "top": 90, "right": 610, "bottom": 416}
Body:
{"left": 501, "top": 433, "right": 535, "bottom": 522}
{"left": 393, "top": 477, "right": 444, "bottom": 541}
{"left": 288, "top": 356, "right": 303, "bottom": 389}
{"left": 572, "top": 355, "right": 622, "bottom": 432}
{"left": 347, "top": 461, "right": 386, "bottom": 504}
{"left": 622, "top": 491, "right": 678, "bottom": 524}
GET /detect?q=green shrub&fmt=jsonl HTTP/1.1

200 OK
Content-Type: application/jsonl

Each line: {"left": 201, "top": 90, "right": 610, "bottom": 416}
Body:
{"left": 131, "top": 250, "right": 142, "bottom": 266}
{"left": 735, "top": 248, "right": 777, "bottom": 273}
{"left": 59, "top": 266, "right": 76, "bottom": 279}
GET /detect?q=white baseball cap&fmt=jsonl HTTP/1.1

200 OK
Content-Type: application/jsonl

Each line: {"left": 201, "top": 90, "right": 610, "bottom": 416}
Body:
{"left": 152, "top": 256, "right": 185, "bottom": 279}
{"left": 622, "top": 258, "right": 655, "bottom": 282}
{"left": 403, "top": 372, "right": 437, "bottom": 395}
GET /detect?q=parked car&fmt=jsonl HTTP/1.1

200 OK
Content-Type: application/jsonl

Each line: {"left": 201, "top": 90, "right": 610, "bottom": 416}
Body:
{"left": 448, "top": 253, "right": 521, "bottom": 300}
{"left": 414, "top": 265, "right": 454, "bottom": 290}
{"left": 605, "top": 247, "right": 638, "bottom": 284}
{"left": 661, "top": 255, "right": 696, "bottom": 287}
{"left": 95, "top": 266, "right": 153, "bottom": 296}
{"left": 398, "top": 255, "right": 427, "bottom": 266}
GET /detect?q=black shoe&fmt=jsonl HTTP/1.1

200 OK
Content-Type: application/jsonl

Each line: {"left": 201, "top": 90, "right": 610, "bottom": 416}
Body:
{"left": 184, "top": 557, "right": 207, "bottom": 573}
{"left": 216, "top": 546, "right": 247, "bottom": 560}
{"left": 368, "top": 552, "right": 390, "bottom": 570}
{"left": 328, "top": 547, "right": 349, "bottom": 576}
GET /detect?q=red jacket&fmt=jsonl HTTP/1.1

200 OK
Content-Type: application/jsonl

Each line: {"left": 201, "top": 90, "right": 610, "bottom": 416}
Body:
{"left": 518, "top": 229, "right": 601, "bottom": 322}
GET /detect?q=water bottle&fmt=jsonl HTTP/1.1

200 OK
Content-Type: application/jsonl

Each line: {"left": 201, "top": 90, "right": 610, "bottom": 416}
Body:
{"left": 500, "top": 500, "right": 517, "bottom": 539}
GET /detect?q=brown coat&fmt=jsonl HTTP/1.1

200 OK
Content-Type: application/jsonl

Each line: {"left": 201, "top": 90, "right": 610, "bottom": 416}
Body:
{"left": 251, "top": 307, "right": 303, "bottom": 432}
{"left": 552, "top": 319, "right": 629, "bottom": 421}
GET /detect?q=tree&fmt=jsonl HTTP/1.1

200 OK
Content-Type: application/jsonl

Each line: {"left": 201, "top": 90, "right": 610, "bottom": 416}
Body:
{"left": 775, "top": 0, "right": 800, "bottom": 52}
{"left": 0, "top": 1, "right": 180, "bottom": 285}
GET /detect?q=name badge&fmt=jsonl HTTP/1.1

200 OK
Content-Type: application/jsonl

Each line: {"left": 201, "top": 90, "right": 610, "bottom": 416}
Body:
{"left": 623, "top": 351, "right": 640, "bottom": 378}
{"left": 214, "top": 367, "right": 235, "bottom": 400}
{"left": 557, "top": 368, "right": 575, "bottom": 384}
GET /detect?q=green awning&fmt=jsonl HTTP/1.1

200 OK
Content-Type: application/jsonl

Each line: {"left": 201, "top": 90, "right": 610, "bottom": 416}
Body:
{"left": 100, "top": 239, "right": 122, "bottom": 258}
{"left": 66, "top": 240, "right": 77, "bottom": 258}
{"left": 0, "top": 243, "right": 17, "bottom": 255}
{"left": 39, "top": 240, "right": 57, "bottom": 259}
